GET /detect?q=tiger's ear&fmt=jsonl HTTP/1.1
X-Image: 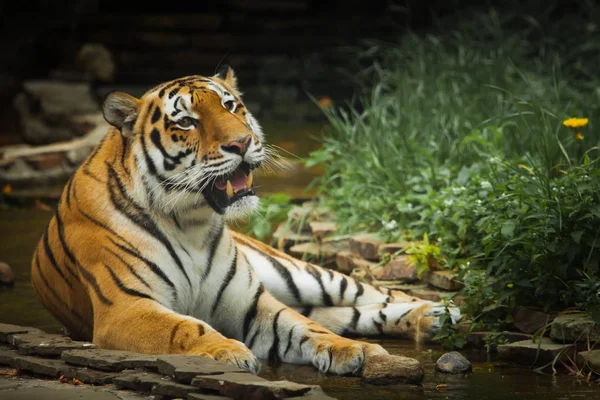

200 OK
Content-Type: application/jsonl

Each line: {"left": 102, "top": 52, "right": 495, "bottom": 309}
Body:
{"left": 102, "top": 91, "right": 140, "bottom": 137}
{"left": 214, "top": 65, "right": 238, "bottom": 91}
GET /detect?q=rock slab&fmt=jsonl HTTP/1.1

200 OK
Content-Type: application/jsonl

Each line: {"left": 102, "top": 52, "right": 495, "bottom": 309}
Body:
{"left": 156, "top": 354, "right": 247, "bottom": 383}
{"left": 576, "top": 350, "right": 600, "bottom": 371}
{"left": 550, "top": 313, "right": 600, "bottom": 342}
{"left": 435, "top": 352, "right": 472, "bottom": 374}
{"left": 191, "top": 372, "right": 324, "bottom": 400}
{"left": 0, "top": 324, "right": 43, "bottom": 343}
{"left": 349, "top": 234, "right": 383, "bottom": 260}
{"left": 420, "top": 270, "right": 463, "bottom": 291}
{"left": 513, "top": 307, "right": 554, "bottom": 334}
{"left": 11, "top": 333, "right": 96, "bottom": 357}
{"left": 62, "top": 349, "right": 157, "bottom": 371}
{"left": 497, "top": 338, "right": 575, "bottom": 366}
{"left": 361, "top": 355, "right": 424, "bottom": 385}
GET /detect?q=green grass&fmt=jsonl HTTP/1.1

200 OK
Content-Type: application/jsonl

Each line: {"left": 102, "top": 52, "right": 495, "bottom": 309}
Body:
{"left": 306, "top": 4, "right": 600, "bottom": 325}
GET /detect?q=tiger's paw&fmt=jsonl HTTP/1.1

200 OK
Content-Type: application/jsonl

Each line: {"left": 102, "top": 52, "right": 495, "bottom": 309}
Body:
{"left": 311, "top": 338, "right": 388, "bottom": 376}
{"left": 190, "top": 338, "right": 261, "bottom": 374}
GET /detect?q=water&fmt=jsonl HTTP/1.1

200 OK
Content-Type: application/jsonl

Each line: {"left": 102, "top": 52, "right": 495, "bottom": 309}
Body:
{"left": 1, "top": 208, "right": 599, "bottom": 399}
{"left": 1, "top": 121, "right": 599, "bottom": 398}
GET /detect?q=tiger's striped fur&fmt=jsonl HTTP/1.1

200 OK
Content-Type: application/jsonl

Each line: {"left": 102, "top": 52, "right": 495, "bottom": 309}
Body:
{"left": 31, "top": 67, "right": 460, "bottom": 375}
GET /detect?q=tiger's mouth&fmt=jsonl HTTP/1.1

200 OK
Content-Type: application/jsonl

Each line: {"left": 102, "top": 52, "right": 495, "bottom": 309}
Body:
{"left": 203, "top": 161, "right": 256, "bottom": 214}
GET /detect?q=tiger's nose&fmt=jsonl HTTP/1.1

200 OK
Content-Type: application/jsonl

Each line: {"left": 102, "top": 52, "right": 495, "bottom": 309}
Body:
{"left": 221, "top": 135, "right": 251, "bottom": 156}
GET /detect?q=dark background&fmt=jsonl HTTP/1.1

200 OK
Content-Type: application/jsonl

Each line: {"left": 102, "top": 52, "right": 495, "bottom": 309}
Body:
{"left": 0, "top": 0, "right": 588, "bottom": 144}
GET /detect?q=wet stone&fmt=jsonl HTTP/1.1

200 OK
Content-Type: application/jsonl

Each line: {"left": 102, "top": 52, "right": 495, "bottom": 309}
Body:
{"left": 187, "top": 394, "right": 234, "bottom": 400}
{"left": 10, "top": 333, "right": 96, "bottom": 357}
{"left": 497, "top": 338, "right": 575, "bottom": 366}
{"left": 0, "top": 346, "right": 21, "bottom": 366}
{"left": 513, "top": 307, "right": 555, "bottom": 334}
{"left": 0, "top": 262, "right": 14, "bottom": 287}
{"left": 576, "top": 350, "right": 600, "bottom": 371}
{"left": 349, "top": 234, "right": 383, "bottom": 261}
{"left": 113, "top": 371, "right": 172, "bottom": 392}
{"left": 191, "top": 372, "right": 324, "bottom": 400}
{"left": 62, "top": 367, "right": 119, "bottom": 385}
{"left": 151, "top": 379, "right": 202, "bottom": 398}
{"left": 550, "top": 313, "right": 600, "bottom": 342}
{"left": 420, "top": 270, "right": 463, "bottom": 291}
{"left": 12, "top": 355, "right": 75, "bottom": 377}
{"left": 435, "top": 351, "right": 472, "bottom": 374}
{"left": 361, "top": 355, "right": 424, "bottom": 385}
{"left": 156, "top": 354, "right": 247, "bottom": 384}
{"left": 0, "top": 324, "right": 44, "bottom": 343}
{"left": 62, "top": 349, "right": 158, "bottom": 371}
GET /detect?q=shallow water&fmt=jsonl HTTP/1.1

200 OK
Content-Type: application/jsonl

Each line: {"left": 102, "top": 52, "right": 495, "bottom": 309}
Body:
{"left": 1, "top": 208, "right": 599, "bottom": 399}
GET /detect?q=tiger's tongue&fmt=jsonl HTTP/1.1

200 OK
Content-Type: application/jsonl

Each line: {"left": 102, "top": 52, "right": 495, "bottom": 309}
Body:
{"left": 215, "top": 169, "right": 248, "bottom": 191}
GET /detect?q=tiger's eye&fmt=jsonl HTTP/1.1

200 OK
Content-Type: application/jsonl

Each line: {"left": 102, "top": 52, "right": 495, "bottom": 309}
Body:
{"left": 176, "top": 117, "right": 195, "bottom": 128}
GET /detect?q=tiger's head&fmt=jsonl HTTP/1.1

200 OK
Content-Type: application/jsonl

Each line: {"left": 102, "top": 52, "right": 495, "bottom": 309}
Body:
{"left": 102, "top": 66, "right": 265, "bottom": 219}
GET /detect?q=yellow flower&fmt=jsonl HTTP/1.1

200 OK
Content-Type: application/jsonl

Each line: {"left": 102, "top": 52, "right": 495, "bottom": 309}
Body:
{"left": 507, "top": 283, "right": 514, "bottom": 288}
{"left": 576, "top": 132, "right": 584, "bottom": 140}
{"left": 563, "top": 117, "right": 589, "bottom": 128}
{"left": 2, "top": 184, "right": 11, "bottom": 195}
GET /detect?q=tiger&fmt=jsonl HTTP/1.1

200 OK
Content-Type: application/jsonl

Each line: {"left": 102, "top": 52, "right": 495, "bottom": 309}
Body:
{"left": 30, "top": 66, "right": 460, "bottom": 376}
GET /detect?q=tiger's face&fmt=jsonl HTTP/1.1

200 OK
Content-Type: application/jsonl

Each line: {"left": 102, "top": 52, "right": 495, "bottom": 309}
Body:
{"left": 102, "top": 66, "right": 265, "bottom": 219}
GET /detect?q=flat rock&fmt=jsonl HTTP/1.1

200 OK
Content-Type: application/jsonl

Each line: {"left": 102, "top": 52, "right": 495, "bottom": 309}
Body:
{"left": 335, "top": 252, "right": 377, "bottom": 278}
{"left": 497, "top": 338, "right": 574, "bottom": 366}
{"left": 550, "top": 313, "right": 600, "bottom": 342}
{"left": 156, "top": 354, "right": 247, "bottom": 384}
{"left": 10, "top": 333, "right": 96, "bottom": 357}
{"left": 62, "top": 349, "right": 158, "bottom": 371}
{"left": 0, "top": 262, "right": 14, "bottom": 287}
{"left": 289, "top": 240, "right": 347, "bottom": 266}
{"left": 113, "top": 371, "right": 173, "bottom": 392}
{"left": 62, "top": 367, "right": 119, "bottom": 385}
{"left": 513, "top": 307, "right": 555, "bottom": 334}
{"left": 435, "top": 351, "right": 472, "bottom": 374}
{"left": 464, "top": 331, "right": 532, "bottom": 349}
{"left": 151, "top": 379, "right": 201, "bottom": 398}
{"left": 191, "top": 372, "right": 324, "bottom": 400}
{"left": 349, "top": 234, "right": 383, "bottom": 261}
{"left": 361, "top": 355, "right": 424, "bottom": 385}
{"left": 0, "top": 324, "right": 44, "bottom": 343}
{"left": 407, "top": 286, "right": 458, "bottom": 303}
{"left": 0, "top": 346, "right": 21, "bottom": 366}
{"left": 576, "top": 350, "right": 600, "bottom": 371}
{"left": 309, "top": 221, "right": 337, "bottom": 241}
{"left": 273, "top": 223, "right": 312, "bottom": 253}
{"left": 420, "top": 270, "right": 463, "bottom": 291}
{"left": 12, "top": 355, "right": 75, "bottom": 377}
{"left": 373, "top": 255, "right": 417, "bottom": 281}
{"left": 378, "top": 243, "right": 410, "bottom": 257}
{"left": 187, "top": 394, "right": 234, "bottom": 400}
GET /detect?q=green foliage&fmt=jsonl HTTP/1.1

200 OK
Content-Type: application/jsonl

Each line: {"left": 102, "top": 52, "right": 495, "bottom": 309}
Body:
{"left": 432, "top": 298, "right": 468, "bottom": 349}
{"left": 306, "top": 4, "right": 600, "bottom": 327}
{"left": 404, "top": 234, "right": 444, "bottom": 277}
{"left": 240, "top": 193, "right": 293, "bottom": 241}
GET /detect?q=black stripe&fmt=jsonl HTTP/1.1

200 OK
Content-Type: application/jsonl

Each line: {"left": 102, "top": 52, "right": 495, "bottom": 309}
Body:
{"left": 379, "top": 310, "right": 387, "bottom": 323}
{"left": 120, "top": 134, "right": 129, "bottom": 174}
{"left": 283, "top": 325, "right": 297, "bottom": 357}
{"left": 268, "top": 309, "right": 285, "bottom": 365}
{"left": 395, "top": 310, "right": 411, "bottom": 326}
{"left": 78, "top": 262, "right": 112, "bottom": 305}
{"left": 306, "top": 265, "right": 333, "bottom": 306}
{"left": 339, "top": 276, "right": 348, "bottom": 301}
{"left": 54, "top": 212, "right": 80, "bottom": 281}
{"left": 104, "top": 246, "right": 152, "bottom": 291}
{"left": 374, "top": 319, "right": 384, "bottom": 335}
{"left": 266, "top": 256, "right": 302, "bottom": 304}
{"left": 243, "top": 284, "right": 264, "bottom": 341}
{"left": 247, "top": 330, "right": 260, "bottom": 350}
{"left": 33, "top": 252, "right": 85, "bottom": 324}
{"left": 169, "top": 320, "right": 185, "bottom": 349}
{"left": 353, "top": 280, "right": 365, "bottom": 304}
{"left": 298, "top": 335, "right": 310, "bottom": 357}
{"left": 351, "top": 307, "right": 361, "bottom": 330}
{"left": 106, "top": 163, "right": 192, "bottom": 286}
{"left": 65, "top": 177, "right": 74, "bottom": 209}
{"left": 326, "top": 269, "right": 334, "bottom": 280}
{"left": 201, "top": 222, "right": 224, "bottom": 281}
{"left": 42, "top": 228, "right": 73, "bottom": 289}
{"left": 76, "top": 205, "right": 137, "bottom": 250}
{"left": 198, "top": 324, "right": 205, "bottom": 336}
{"left": 104, "top": 264, "right": 154, "bottom": 300}
{"left": 211, "top": 249, "right": 237, "bottom": 316}
{"left": 300, "top": 306, "right": 313, "bottom": 317}
{"left": 107, "top": 237, "right": 175, "bottom": 291}
{"left": 151, "top": 106, "right": 162, "bottom": 124}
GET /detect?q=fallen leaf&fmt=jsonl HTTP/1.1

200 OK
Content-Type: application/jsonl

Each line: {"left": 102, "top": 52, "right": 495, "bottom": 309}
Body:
{"left": 72, "top": 378, "right": 84, "bottom": 386}
{"left": 59, "top": 375, "right": 69, "bottom": 384}
{"left": 436, "top": 384, "right": 448, "bottom": 391}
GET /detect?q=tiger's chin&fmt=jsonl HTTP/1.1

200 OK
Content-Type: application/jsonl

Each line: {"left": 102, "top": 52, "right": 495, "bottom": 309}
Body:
{"left": 222, "top": 195, "right": 260, "bottom": 221}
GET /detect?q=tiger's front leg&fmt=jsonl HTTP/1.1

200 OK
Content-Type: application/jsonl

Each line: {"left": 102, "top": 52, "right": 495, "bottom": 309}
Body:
{"left": 238, "top": 284, "right": 388, "bottom": 375}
